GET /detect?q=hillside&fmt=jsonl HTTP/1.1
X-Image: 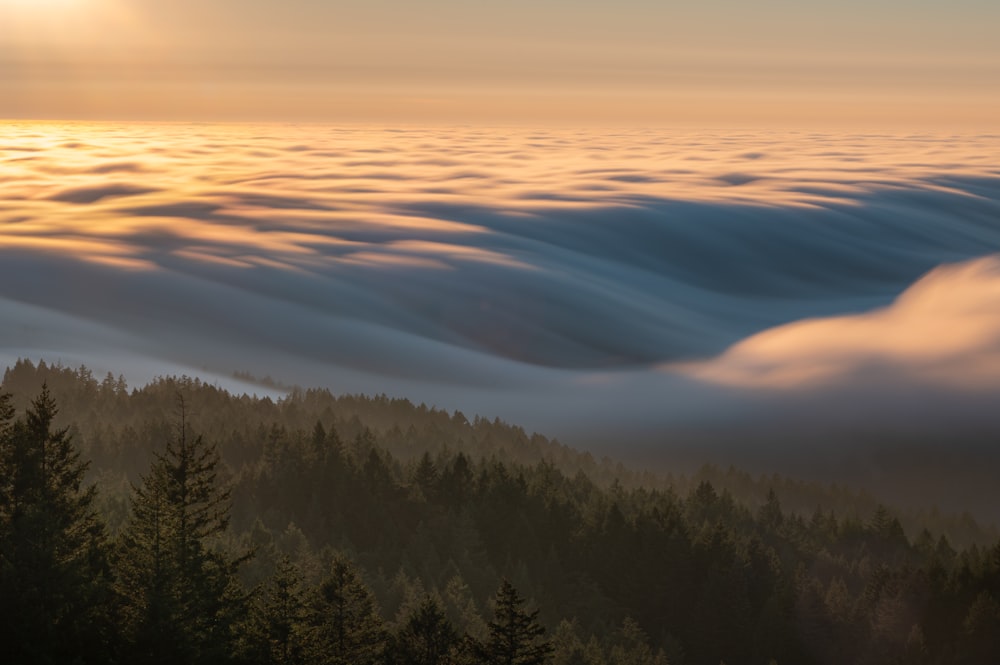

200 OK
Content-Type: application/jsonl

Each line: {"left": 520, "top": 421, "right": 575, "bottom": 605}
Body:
{"left": 2, "top": 358, "right": 999, "bottom": 664}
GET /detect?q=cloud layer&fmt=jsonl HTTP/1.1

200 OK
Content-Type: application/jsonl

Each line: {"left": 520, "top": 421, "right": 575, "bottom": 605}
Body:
{"left": 2, "top": 123, "right": 1000, "bottom": 464}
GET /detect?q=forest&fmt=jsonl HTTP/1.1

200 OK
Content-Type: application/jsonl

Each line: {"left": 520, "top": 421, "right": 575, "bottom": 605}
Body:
{"left": 1, "top": 358, "right": 999, "bottom": 665}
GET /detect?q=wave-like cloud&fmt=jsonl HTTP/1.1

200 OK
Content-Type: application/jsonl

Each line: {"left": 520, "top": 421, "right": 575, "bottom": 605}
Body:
{"left": 3, "top": 123, "right": 1000, "bottom": 443}
{"left": 684, "top": 256, "right": 1000, "bottom": 390}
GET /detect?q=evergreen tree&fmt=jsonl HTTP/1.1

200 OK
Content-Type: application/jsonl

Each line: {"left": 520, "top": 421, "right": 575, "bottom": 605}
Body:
{"left": 551, "top": 620, "right": 602, "bottom": 665}
{"left": 607, "top": 617, "right": 669, "bottom": 665}
{"left": 474, "top": 579, "right": 554, "bottom": 665}
{"left": 392, "top": 595, "right": 461, "bottom": 665}
{"left": 957, "top": 591, "right": 1000, "bottom": 665}
{"left": 240, "top": 557, "right": 309, "bottom": 665}
{"left": 0, "top": 386, "right": 114, "bottom": 664}
{"left": 305, "top": 555, "right": 387, "bottom": 665}
{"left": 758, "top": 489, "right": 784, "bottom": 531}
{"left": 412, "top": 452, "right": 440, "bottom": 501}
{"left": 115, "top": 396, "right": 246, "bottom": 664}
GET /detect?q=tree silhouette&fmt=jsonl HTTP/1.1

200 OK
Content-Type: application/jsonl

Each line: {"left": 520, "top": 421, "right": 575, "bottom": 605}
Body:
{"left": 392, "top": 595, "right": 460, "bottom": 665}
{"left": 305, "top": 555, "right": 387, "bottom": 665}
{"left": 0, "top": 386, "right": 113, "bottom": 664}
{"left": 241, "top": 556, "right": 309, "bottom": 665}
{"left": 958, "top": 591, "right": 1000, "bottom": 665}
{"left": 115, "top": 395, "right": 246, "bottom": 664}
{"left": 475, "top": 579, "right": 554, "bottom": 665}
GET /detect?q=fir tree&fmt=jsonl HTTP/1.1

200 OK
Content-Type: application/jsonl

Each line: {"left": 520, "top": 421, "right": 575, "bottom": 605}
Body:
{"left": 0, "top": 386, "right": 114, "bottom": 664}
{"left": 608, "top": 617, "right": 669, "bottom": 665}
{"left": 474, "top": 579, "right": 554, "bottom": 665}
{"left": 240, "top": 557, "right": 309, "bottom": 665}
{"left": 958, "top": 591, "right": 1000, "bottom": 665}
{"left": 305, "top": 555, "right": 387, "bottom": 665}
{"left": 412, "top": 452, "right": 440, "bottom": 502}
{"left": 392, "top": 595, "right": 460, "bottom": 665}
{"left": 115, "top": 395, "right": 246, "bottom": 664}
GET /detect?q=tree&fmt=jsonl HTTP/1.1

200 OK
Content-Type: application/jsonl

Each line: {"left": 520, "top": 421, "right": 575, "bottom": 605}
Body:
{"left": 474, "top": 579, "right": 554, "bottom": 665}
{"left": 957, "top": 591, "right": 1000, "bottom": 665}
{"left": 412, "top": 452, "right": 440, "bottom": 501}
{"left": 240, "top": 557, "right": 309, "bottom": 665}
{"left": 0, "top": 386, "right": 114, "bottom": 664}
{"left": 305, "top": 555, "right": 387, "bottom": 665}
{"left": 608, "top": 617, "right": 669, "bottom": 665}
{"left": 551, "top": 619, "right": 602, "bottom": 665}
{"left": 392, "top": 595, "right": 460, "bottom": 665}
{"left": 116, "top": 395, "right": 246, "bottom": 664}
{"left": 758, "top": 489, "right": 784, "bottom": 531}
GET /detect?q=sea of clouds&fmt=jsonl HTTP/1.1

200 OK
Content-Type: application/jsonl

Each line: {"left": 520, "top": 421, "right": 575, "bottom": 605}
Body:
{"left": 2, "top": 123, "right": 1000, "bottom": 509}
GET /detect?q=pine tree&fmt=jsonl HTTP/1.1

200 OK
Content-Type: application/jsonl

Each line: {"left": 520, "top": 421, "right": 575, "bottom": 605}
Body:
{"left": 412, "top": 452, "right": 439, "bottom": 501}
{"left": 608, "top": 617, "right": 669, "bottom": 665}
{"left": 240, "top": 557, "right": 309, "bottom": 665}
{"left": 474, "top": 579, "right": 554, "bottom": 665}
{"left": 305, "top": 555, "right": 387, "bottom": 665}
{"left": 758, "top": 489, "right": 784, "bottom": 531}
{"left": 0, "top": 386, "right": 114, "bottom": 664}
{"left": 551, "top": 619, "right": 599, "bottom": 665}
{"left": 392, "top": 595, "right": 460, "bottom": 665}
{"left": 957, "top": 591, "right": 1000, "bottom": 665}
{"left": 115, "top": 395, "right": 246, "bottom": 664}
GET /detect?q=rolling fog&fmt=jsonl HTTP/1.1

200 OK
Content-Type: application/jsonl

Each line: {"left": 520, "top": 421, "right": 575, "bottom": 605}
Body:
{"left": 2, "top": 123, "right": 1000, "bottom": 513}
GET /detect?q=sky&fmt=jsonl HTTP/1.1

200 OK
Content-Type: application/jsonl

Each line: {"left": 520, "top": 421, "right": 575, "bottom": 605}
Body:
{"left": 1, "top": 0, "right": 998, "bottom": 126}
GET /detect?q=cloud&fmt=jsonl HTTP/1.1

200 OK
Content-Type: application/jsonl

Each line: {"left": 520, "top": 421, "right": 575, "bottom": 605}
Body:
{"left": 48, "top": 183, "right": 158, "bottom": 204}
{"left": 680, "top": 253, "right": 1000, "bottom": 394}
{"left": 5, "top": 123, "right": 1000, "bottom": 521}
{"left": 3, "top": 123, "right": 1000, "bottom": 438}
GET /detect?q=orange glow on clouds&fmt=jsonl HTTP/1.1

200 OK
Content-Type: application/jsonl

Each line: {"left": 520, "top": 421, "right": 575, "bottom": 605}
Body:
{"left": 2, "top": 121, "right": 999, "bottom": 277}
{"left": 683, "top": 258, "right": 1000, "bottom": 390}
{"left": 3, "top": 120, "right": 1000, "bottom": 434}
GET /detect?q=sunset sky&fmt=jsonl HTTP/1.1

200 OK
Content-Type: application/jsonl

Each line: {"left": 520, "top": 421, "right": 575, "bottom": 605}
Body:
{"left": 2, "top": 0, "right": 998, "bottom": 126}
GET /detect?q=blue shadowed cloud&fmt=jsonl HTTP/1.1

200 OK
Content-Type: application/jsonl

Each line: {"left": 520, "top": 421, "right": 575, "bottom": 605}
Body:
{"left": 3, "top": 125, "right": 1000, "bottom": 512}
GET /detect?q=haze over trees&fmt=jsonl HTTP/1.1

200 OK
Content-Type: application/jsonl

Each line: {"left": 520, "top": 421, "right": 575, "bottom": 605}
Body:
{"left": 1, "top": 358, "right": 999, "bottom": 664}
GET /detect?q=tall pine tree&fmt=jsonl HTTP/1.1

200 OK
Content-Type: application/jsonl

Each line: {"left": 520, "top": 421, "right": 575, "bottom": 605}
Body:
{"left": 116, "top": 395, "right": 246, "bottom": 664}
{"left": 0, "top": 386, "right": 114, "bottom": 664}
{"left": 305, "top": 555, "right": 387, "bottom": 665}
{"left": 392, "top": 595, "right": 460, "bottom": 665}
{"left": 239, "top": 556, "right": 309, "bottom": 665}
{"left": 474, "top": 579, "right": 554, "bottom": 665}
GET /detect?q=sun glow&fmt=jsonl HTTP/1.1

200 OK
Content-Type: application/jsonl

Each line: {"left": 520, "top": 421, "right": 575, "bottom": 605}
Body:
{"left": 1, "top": 0, "right": 81, "bottom": 12}
{"left": 0, "top": 0, "right": 87, "bottom": 34}
{"left": 0, "top": 0, "right": 143, "bottom": 67}
{"left": 3, "top": 0, "right": 81, "bottom": 5}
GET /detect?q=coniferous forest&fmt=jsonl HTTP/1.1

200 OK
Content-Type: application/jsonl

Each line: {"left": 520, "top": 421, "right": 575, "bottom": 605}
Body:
{"left": 2, "top": 359, "right": 1000, "bottom": 664}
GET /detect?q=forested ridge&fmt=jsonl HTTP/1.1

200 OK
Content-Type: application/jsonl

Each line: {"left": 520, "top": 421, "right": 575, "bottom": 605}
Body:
{"left": 2, "top": 358, "right": 1000, "bottom": 664}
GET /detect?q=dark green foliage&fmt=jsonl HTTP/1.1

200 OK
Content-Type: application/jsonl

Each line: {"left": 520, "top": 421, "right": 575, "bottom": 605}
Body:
{"left": 115, "top": 396, "right": 246, "bottom": 665}
{"left": 391, "top": 595, "right": 461, "bottom": 665}
{"left": 240, "top": 557, "right": 309, "bottom": 665}
{"left": 957, "top": 591, "right": 1000, "bottom": 664}
{"left": 0, "top": 386, "right": 114, "bottom": 664}
{"left": 304, "top": 556, "right": 387, "bottom": 665}
{"left": 474, "top": 579, "right": 554, "bottom": 665}
{"left": 551, "top": 620, "right": 601, "bottom": 665}
{"left": 605, "top": 617, "right": 669, "bottom": 665}
{"left": 2, "top": 362, "right": 1000, "bottom": 665}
